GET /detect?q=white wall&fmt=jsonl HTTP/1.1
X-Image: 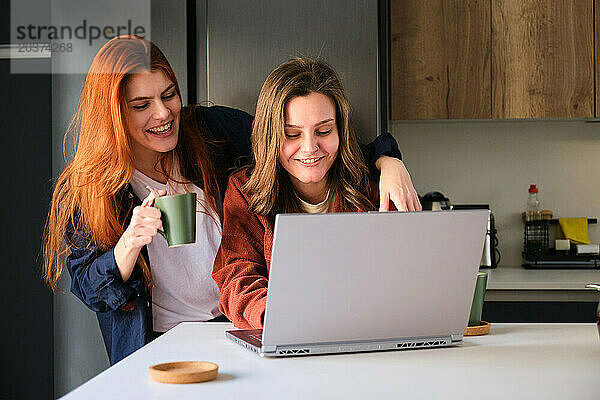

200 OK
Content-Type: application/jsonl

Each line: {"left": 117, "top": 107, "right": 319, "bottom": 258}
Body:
{"left": 391, "top": 120, "right": 600, "bottom": 267}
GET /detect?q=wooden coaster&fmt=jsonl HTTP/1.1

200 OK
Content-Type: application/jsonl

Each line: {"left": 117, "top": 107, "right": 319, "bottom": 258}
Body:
{"left": 465, "top": 321, "right": 491, "bottom": 336}
{"left": 149, "top": 361, "right": 219, "bottom": 384}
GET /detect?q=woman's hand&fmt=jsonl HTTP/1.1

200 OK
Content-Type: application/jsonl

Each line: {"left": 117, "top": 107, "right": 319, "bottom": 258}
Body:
{"left": 114, "top": 189, "right": 166, "bottom": 282}
{"left": 124, "top": 202, "right": 164, "bottom": 248}
{"left": 375, "top": 156, "right": 421, "bottom": 212}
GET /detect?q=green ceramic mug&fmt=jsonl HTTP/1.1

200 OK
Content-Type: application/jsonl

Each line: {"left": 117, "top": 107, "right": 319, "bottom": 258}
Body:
{"left": 154, "top": 193, "right": 196, "bottom": 247}
{"left": 468, "top": 272, "right": 488, "bottom": 326}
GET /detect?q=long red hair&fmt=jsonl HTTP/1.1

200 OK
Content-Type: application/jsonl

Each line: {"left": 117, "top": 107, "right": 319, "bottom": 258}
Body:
{"left": 42, "top": 35, "right": 221, "bottom": 291}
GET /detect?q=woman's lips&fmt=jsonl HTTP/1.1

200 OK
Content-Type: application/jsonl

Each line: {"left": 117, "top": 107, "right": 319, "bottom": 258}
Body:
{"left": 295, "top": 156, "right": 325, "bottom": 166}
{"left": 146, "top": 121, "right": 174, "bottom": 137}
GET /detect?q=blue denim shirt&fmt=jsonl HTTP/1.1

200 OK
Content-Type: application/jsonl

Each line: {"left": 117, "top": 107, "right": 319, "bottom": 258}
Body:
{"left": 64, "top": 105, "right": 401, "bottom": 365}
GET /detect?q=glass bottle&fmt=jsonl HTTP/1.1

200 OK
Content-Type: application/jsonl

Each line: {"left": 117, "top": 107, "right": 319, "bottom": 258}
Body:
{"left": 525, "top": 184, "right": 543, "bottom": 258}
{"left": 526, "top": 184, "right": 541, "bottom": 221}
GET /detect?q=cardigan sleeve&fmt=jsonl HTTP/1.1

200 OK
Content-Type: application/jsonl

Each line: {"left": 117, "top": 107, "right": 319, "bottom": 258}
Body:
{"left": 359, "top": 132, "right": 402, "bottom": 177}
{"left": 65, "top": 217, "right": 143, "bottom": 313}
{"left": 212, "top": 172, "right": 269, "bottom": 329}
{"left": 196, "top": 105, "right": 254, "bottom": 165}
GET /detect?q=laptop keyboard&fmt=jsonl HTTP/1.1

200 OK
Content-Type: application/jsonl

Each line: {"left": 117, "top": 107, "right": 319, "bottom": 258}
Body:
{"left": 249, "top": 333, "right": 263, "bottom": 343}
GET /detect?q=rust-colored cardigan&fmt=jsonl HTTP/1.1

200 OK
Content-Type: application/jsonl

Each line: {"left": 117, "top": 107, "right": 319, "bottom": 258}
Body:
{"left": 212, "top": 168, "right": 380, "bottom": 329}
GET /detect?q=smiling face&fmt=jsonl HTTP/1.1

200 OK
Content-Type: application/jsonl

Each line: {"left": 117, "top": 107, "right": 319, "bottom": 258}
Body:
{"left": 124, "top": 70, "right": 181, "bottom": 171}
{"left": 279, "top": 92, "right": 339, "bottom": 203}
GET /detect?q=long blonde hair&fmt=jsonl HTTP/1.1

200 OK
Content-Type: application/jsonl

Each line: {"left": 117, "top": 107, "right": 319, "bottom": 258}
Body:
{"left": 245, "top": 57, "right": 373, "bottom": 216}
{"left": 42, "top": 35, "right": 222, "bottom": 291}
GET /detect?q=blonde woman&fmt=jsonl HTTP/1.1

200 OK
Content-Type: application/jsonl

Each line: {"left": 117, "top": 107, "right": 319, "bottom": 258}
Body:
{"left": 213, "top": 57, "right": 413, "bottom": 329}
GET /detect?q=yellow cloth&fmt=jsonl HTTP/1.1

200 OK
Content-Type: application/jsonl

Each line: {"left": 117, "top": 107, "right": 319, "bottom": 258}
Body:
{"left": 557, "top": 218, "right": 591, "bottom": 244}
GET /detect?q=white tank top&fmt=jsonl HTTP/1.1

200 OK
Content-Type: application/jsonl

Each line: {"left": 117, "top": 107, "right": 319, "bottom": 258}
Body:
{"left": 129, "top": 169, "right": 222, "bottom": 332}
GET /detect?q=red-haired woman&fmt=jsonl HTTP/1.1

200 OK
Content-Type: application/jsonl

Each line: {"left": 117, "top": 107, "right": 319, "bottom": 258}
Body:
{"left": 42, "top": 35, "right": 419, "bottom": 364}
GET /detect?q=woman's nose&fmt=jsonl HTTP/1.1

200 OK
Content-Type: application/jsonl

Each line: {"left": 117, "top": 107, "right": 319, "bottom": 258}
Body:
{"left": 300, "top": 134, "right": 319, "bottom": 153}
{"left": 152, "top": 100, "right": 170, "bottom": 120}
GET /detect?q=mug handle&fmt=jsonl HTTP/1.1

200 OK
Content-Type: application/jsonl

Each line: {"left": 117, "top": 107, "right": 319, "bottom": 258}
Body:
{"left": 154, "top": 206, "right": 167, "bottom": 240}
{"left": 152, "top": 205, "right": 167, "bottom": 240}
{"left": 146, "top": 186, "right": 167, "bottom": 239}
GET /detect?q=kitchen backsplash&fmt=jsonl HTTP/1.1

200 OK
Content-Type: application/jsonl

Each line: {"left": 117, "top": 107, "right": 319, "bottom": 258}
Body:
{"left": 391, "top": 120, "right": 600, "bottom": 266}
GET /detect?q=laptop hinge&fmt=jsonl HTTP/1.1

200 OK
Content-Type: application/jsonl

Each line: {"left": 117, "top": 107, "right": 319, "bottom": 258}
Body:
{"left": 261, "top": 345, "right": 276, "bottom": 353}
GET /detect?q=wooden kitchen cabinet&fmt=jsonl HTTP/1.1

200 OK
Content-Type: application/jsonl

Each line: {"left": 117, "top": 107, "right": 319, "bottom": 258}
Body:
{"left": 596, "top": 3, "right": 600, "bottom": 116}
{"left": 390, "top": 0, "right": 491, "bottom": 120}
{"left": 492, "top": 0, "right": 594, "bottom": 119}
{"left": 390, "top": 0, "right": 595, "bottom": 120}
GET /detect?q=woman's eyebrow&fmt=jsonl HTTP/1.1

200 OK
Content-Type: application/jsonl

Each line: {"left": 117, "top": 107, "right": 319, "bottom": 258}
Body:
{"left": 315, "top": 118, "right": 334, "bottom": 126}
{"left": 128, "top": 95, "right": 152, "bottom": 102}
{"left": 284, "top": 118, "right": 334, "bottom": 128}
{"left": 161, "top": 83, "right": 176, "bottom": 95}
{"left": 128, "top": 83, "right": 176, "bottom": 102}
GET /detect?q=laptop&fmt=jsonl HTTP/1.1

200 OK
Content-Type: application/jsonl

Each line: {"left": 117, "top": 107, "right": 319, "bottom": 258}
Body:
{"left": 226, "top": 209, "right": 489, "bottom": 357}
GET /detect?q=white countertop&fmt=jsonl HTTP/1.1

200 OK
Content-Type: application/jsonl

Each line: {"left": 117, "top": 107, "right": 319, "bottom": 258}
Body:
{"left": 61, "top": 322, "right": 600, "bottom": 400}
{"left": 484, "top": 265, "right": 600, "bottom": 301}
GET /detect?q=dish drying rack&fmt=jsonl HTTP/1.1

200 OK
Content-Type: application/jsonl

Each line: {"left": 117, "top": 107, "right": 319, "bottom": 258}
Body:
{"left": 522, "top": 218, "right": 599, "bottom": 269}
